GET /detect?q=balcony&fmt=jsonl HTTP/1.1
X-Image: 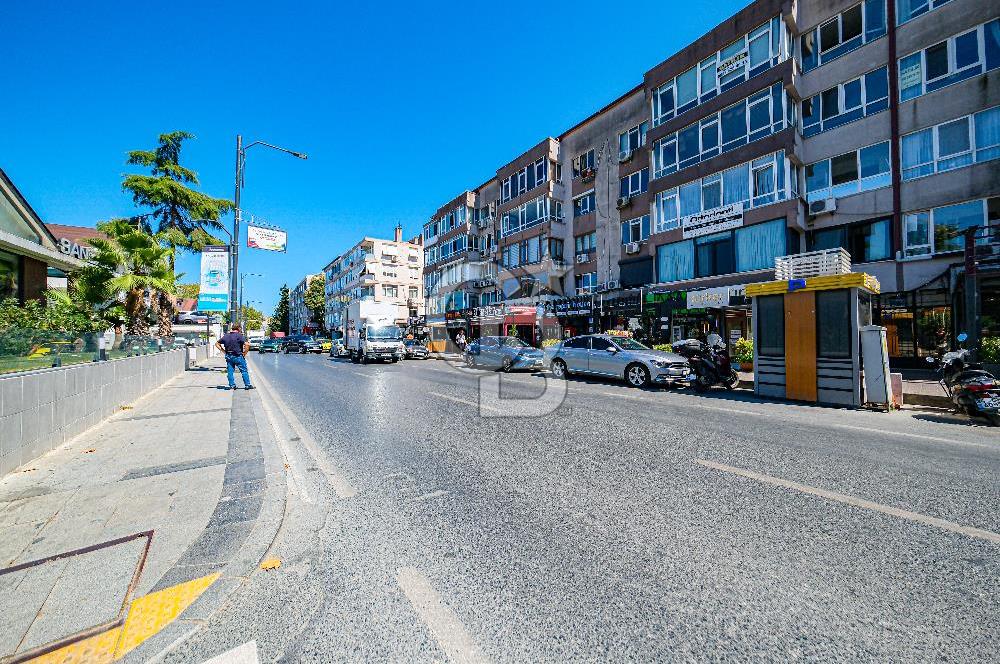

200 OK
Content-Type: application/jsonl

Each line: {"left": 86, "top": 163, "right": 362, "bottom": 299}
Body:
{"left": 774, "top": 248, "right": 851, "bottom": 280}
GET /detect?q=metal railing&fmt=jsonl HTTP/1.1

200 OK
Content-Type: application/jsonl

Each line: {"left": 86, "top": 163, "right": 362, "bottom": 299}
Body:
{"left": 774, "top": 248, "right": 852, "bottom": 280}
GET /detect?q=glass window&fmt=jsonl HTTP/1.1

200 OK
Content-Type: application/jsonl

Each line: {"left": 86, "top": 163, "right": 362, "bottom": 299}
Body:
{"left": 925, "top": 41, "right": 949, "bottom": 80}
{"left": 702, "top": 175, "right": 722, "bottom": 210}
{"left": 695, "top": 232, "right": 734, "bottom": 278}
{"left": 859, "top": 142, "right": 890, "bottom": 180}
{"left": 653, "top": 189, "right": 679, "bottom": 232}
{"left": 936, "top": 117, "right": 972, "bottom": 170}
{"left": 955, "top": 30, "right": 980, "bottom": 70}
{"left": 590, "top": 337, "right": 613, "bottom": 352}
{"left": 806, "top": 161, "right": 830, "bottom": 193}
{"left": 656, "top": 240, "right": 695, "bottom": 282}
{"left": 736, "top": 219, "right": 785, "bottom": 272}
{"left": 749, "top": 97, "right": 771, "bottom": 133}
{"left": 721, "top": 103, "right": 747, "bottom": 148}
{"left": 934, "top": 199, "right": 984, "bottom": 253}
{"left": 817, "top": 290, "right": 852, "bottom": 358}
{"left": 902, "top": 128, "right": 935, "bottom": 179}
{"left": 821, "top": 88, "right": 840, "bottom": 120}
{"left": 757, "top": 295, "right": 785, "bottom": 356}
{"left": 676, "top": 68, "right": 698, "bottom": 108}
{"left": 678, "top": 125, "right": 700, "bottom": 166}
{"left": 0, "top": 250, "right": 19, "bottom": 300}
{"left": 904, "top": 211, "right": 932, "bottom": 256}
{"left": 831, "top": 152, "right": 859, "bottom": 186}
{"left": 865, "top": 68, "right": 889, "bottom": 102}
{"left": 843, "top": 79, "right": 862, "bottom": 110}
{"left": 723, "top": 163, "right": 750, "bottom": 205}
{"left": 975, "top": 106, "right": 1000, "bottom": 161}
{"left": 679, "top": 182, "right": 701, "bottom": 217}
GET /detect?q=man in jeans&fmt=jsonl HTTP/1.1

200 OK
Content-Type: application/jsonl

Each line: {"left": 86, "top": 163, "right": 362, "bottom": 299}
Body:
{"left": 216, "top": 324, "right": 254, "bottom": 390}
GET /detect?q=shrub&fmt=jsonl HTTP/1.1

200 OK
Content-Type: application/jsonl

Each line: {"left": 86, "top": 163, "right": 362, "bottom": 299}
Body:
{"left": 734, "top": 337, "right": 754, "bottom": 365}
{"left": 980, "top": 336, "right": 1000, "bottom": 363}
{"left": 652, "top": 343, "right": 673, "bottom": 352}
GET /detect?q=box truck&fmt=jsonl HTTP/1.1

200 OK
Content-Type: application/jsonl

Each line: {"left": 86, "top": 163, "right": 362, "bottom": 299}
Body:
{"left": 344, "top": 300, "right": 404, "bottom": 364}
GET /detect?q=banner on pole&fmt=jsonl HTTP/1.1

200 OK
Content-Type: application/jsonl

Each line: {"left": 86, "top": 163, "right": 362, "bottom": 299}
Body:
{"left": 247, "top": 225, "right": 288, "bottom": 252}
{"left": 197, "top": 245, "right": 230, "bottom": 311}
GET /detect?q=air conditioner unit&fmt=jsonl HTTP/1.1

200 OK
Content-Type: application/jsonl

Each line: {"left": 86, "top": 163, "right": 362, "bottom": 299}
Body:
{"left": 625, "top": 242, "right": 641, "bottom": 255}
{"left": 606, "top": 280, "right": 620, "bottom": 290}
{"left": 618, "top": 150, "right": 634, "bottom": 163}
{"left": 616, "top": 196, "right": 631, "bottom": 209}
{"left": 576, "top": 253, "right": 590, "bottom": 264}
{"left": 808, "top": 198, "right": 837, "bottom": 215}
{"left": 577, "top": 286, "right": 593, "bottom": 295}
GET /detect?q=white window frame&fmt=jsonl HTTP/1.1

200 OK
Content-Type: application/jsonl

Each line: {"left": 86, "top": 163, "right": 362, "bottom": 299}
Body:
{"left": 805, "top": 141, "right": 891, "bottom": 202}
{"left": 818, "top": 3, "right": 864, "bottom": 55}
{"left": 653, "top": 188, "right": 680, "bottom": 233}
{"left": 620, "top": 169, "right": 648, "bottom": 198}
{"left": 901, "top": 106, "right": 1000, "bottom": 181}
{"left": 803, "top": 66, "right": 889, "bottom": 134}
{"left": 619, "top": 123, "right": 648, "bottom": 159}
{"left": 622, "top": 215, "right": 650, "bottom": 244}
{"left": 903, "top": 198, "right": 993, "bottom": 257}
{"left": 896, "top": 0, "right": 952, "bottom": 26}
{"left": 573, "top": 189, "right": 596, "bottom": 216}
{"left": 899, "top": 22, "right": 992, "bottom": 100}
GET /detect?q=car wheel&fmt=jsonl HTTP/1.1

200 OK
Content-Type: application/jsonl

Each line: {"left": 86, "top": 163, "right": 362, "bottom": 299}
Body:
{"left": 625, "top": 363, "right": 650, "bottom": 388}
{"left": 988, "top": 414, "right": 1000, "bottom": 427}
{"left": 551, "top": 359, "right": 568, "bottom": 379}
{"left": 725, "top": 369, "right": 740, "bottom": 390}
{"left": 692, "top": 373, "right": 712, "bottom": 392}
{"left": 350, "top": 353, "right": 359, "bottom": 364}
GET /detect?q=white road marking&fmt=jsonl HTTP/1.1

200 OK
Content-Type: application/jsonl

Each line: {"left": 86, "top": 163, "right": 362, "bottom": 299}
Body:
{"left": 696, "top": 459, "right": 1000, "bottom": 544}
{"left": 411, "top": 489, "right": 449, "bottom": 502}
{"left": 396, "top": 567, "right": 491, "bottom": 664}
{"left": 799, "top": 421, "right": 991, "bottom": 449}
{"left": 252, "top": 361, "right": 359, "bottom": 499}
{"left": 428, "top": 392, "right": 503, "bottom": 413}
{"left": 257, "top": 378, "right": 313, "bottom": 504}
{"left": 200, "top": 640, "right": 260, "bottom": 664}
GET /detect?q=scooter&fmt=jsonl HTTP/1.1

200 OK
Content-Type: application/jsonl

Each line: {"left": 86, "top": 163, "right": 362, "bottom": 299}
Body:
{"left": 673, "top": 336, "right": 740, "bottom": 391}
{"left": 926, "top": 332, "right": 1000, "bottom": 426}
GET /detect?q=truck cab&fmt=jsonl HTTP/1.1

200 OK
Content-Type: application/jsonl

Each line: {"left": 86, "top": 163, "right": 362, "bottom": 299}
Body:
{"left": 344, "top": 301, "right": 405, "bottom": 364}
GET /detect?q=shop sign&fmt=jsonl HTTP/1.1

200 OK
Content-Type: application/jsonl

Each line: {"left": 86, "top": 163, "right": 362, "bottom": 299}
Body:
{"left": 687, "top": 286, "right": 731, "bottom": 309}
{"left": 717, "top": 50, "right": 748, "bottom": 79}
{"left": 899, "top": 63, "right": 921, "bottom": 90}
{"left": 57, "top": 238, "right": 96, "bottom": 260}
{"left": 646, "top": 291, "right": 687, "bottom": 308}
{"left": 681, "top": 203, "right": 744, "bottom": 239}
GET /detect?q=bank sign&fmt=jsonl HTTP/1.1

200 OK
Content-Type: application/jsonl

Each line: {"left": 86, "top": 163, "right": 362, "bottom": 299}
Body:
{"left": 681, "top": 202, "right": 744, "bottom": 239}
{"left": 196, "top": 245, "right": 230, "bottom": 311}
{"left": 56, "top": 238, "right": 96, "bottom": 260}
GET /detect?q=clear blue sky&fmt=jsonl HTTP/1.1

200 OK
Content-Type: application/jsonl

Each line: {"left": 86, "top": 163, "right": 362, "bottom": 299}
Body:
{"left": 1, "top": 0, "right": 749, "bottom": 314}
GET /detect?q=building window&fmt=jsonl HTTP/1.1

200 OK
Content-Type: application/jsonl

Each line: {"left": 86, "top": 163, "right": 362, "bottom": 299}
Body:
{"left": 899, "top": 20, "right": 1000, "bottom": 102}
{"left": 575, "top": 232, "right": 596, "bottom": 253}
{"left": 735, "top": 219, "right": 786, "bottom": 272}
{"left": 572, "top": 150, "right": 596, "bottom": 178}
{"left": 653, "top": 83, "right": 789, "bottom": 179}
{"left": 903, "top": 197, "right": 1000, "bottom": 257}
{"left": 519, "top": 236, "right": 542, "bottom": 264}
{"left": 805, "top": 142, "right": 891, "bottom": 203}
{"left": 809, "top": 218, "right": 892, "bottom": 263}
{"left": 897, "top": 0, "right": 953, "bottom": 25}
{"left": 800, "top": 0, "right": 887, "bottom": 72}
{"left": 695, "top": 232, "right": 735, "bottom": 278}
{"left": 499, "top": 158, "right": 548, "bottom": 203}
{"left": 619, "top": 168, "right": 649, "bottom": 199}
{"left": 656, "top": 240, "right": 695, "bottom": 282}
{"left": 802, "top": 67, "right": 889, "bottom": 137}
{"left": 757, "top": 294, "right": 785, "bottom": 356}
{"left": 619, "top": 123, "right": 648, "bottom": 160}
{"left": 0, "top": 250, "right": 19, "bottom": 301}
{"left": 901, "top": 106, "right": 1000, "bottom": 180}
{"left": 408, "top": 286, "right": 418, "bottom": 300}
{"left": 575, "top": 272, "right": 598, "bottom": 292}
{"left": 651, "top": 16, "right": 788, "bottom": 127}
{"left": 621, "top": 215, "right": 651, "bottom": 244}
{"left": 382, "top": 285, "right": 398, "bottom": 298}
{"left": 500, "top": 195, "right": 561, "bottom": 237}
{"left": 548, "top": 238, "right": 564, "bottom": 261}
{"left": 573, "top": 191, "right": 596, "bottom": 217}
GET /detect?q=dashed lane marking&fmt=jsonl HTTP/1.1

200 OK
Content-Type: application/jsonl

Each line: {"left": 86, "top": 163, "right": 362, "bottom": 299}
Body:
{"left": 696, "top": 459, "right": 1000, "bottom": 544}
{"left": 396, "top": 567, "right": 491, "bottom": 664}
{"left": 252, "top": 361, "right": 359, "bottom": 499}
{"left": 428, "top": 392, "right": 503, "bottom": 413}
{"left": 411, "top": 489, "right": 449, "bottom": 502}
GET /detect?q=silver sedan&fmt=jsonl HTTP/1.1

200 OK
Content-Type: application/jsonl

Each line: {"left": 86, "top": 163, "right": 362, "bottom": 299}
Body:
{"left": 544, "top": 334, "right": 691, "bottom": 388}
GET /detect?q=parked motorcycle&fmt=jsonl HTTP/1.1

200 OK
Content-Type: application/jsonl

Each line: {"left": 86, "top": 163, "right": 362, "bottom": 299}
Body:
{"left": 672, "top": 335, "right": 740, "bottom": 391}
{"left": 926, "top": 332, "right": 1000, "bottom": 426}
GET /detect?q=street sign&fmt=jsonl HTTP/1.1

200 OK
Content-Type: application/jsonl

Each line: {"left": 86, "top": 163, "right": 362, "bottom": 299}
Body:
{"left": 197, "top": 245, "right": 230, "bottom": 311}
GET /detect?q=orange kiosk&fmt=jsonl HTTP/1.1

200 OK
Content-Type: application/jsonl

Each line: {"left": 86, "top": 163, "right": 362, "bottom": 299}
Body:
{"left": 747, "top": 272, "right": 880, "bottom": 406}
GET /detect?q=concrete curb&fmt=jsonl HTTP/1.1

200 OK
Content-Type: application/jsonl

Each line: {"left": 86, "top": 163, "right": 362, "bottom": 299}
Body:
{"left": 123, "top": 375, "right": 288, "bottom": 663}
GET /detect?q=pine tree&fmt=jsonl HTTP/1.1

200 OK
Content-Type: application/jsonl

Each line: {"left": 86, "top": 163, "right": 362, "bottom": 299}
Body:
{"left": 270, "top": 285, "right": 290, "bottom": 335}
{"left": 304, "top": 277, "right": 327, "bottom": 334}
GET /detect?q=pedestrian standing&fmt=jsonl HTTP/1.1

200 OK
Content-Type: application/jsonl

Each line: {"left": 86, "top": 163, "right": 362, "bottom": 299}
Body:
{"left": 216, "top": 324, "right": 254, "bottom": 390}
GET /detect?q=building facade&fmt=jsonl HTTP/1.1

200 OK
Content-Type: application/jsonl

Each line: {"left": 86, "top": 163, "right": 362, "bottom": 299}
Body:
{"left": 420, "top": 0, "right": 999, "bottom": 366}
{"left": 323, "top": 226, "right": 424, "bottom": 333}
{"left": 289, "top": 273, "right": 323, "bottom": 335}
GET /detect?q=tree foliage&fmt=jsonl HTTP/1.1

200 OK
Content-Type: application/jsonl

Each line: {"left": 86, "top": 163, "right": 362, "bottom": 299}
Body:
{"left": 123, "top": 131, "right": 233, "bottom": 264}
{"left": 176, "top": 283, "right": 200, "bottom": 300}
{"left": 269, "top": 284, "right": 290, "bottom": 336}
{"left": 304, "top": 277, "right": 326, "bottom": 333}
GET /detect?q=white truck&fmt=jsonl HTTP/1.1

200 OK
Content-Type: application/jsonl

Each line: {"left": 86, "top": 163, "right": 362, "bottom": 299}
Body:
{"left": 344, "top": 300, "right": 405, "bottom": 364}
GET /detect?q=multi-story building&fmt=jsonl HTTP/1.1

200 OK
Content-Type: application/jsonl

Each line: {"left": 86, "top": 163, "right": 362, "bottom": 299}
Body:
{"left": 323, "top": 226, "right": 424, "bottom": 333}
{"left": 289, "top": 273, "right": 322, "bottom": 335}
{"left": 420, "top": 0, "right": 998, "bottom": 365}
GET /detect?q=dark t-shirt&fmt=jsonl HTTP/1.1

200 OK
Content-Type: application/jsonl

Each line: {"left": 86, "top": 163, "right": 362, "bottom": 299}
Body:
{"left": 219, "top": 332, "right": 247, "bottom": 355}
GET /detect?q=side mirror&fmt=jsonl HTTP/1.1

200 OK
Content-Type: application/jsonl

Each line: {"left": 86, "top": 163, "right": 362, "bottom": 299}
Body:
{"left": 957, "top": 332, "right": 968, "bottom": 343}
{"left": 606, "top": 346, "right": 618, "bottom": 354}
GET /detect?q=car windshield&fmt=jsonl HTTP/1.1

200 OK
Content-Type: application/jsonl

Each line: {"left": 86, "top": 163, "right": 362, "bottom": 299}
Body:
{"left": 368, "top": 326, "right": 401, "bottom": 340}
{"left": 501, "top": 337, "right": 529, "bottom": 348}
{"left": 612, "top": 337, "right": 649, "bottom": 351}
{"left": 404, "top": 340, "right": 423, "bottom": 347}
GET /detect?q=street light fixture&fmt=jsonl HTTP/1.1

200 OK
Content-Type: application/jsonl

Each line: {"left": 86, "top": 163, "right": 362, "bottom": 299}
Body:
{"left": 230, "top": 135, "right": 308, "bottom": 324}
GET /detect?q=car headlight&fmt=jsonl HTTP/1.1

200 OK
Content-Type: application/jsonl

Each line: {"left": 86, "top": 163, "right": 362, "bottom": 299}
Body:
{"left": 651, "top": 359, "right": 670, "bottom": 368}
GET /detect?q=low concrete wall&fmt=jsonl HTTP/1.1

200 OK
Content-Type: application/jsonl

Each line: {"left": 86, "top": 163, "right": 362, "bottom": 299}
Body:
{"left": 0, "top": 346, "right": 208, "bottom": 476}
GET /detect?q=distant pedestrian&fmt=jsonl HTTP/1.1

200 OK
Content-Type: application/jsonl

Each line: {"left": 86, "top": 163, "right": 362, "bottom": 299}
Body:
{"left": 216, "top": 324, "right": 254, "bottom": 390}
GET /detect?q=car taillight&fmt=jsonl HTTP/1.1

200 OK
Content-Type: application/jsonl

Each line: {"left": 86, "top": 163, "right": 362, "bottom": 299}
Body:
{"left": 967, "top": 383, "right": 996, "bottom": 393}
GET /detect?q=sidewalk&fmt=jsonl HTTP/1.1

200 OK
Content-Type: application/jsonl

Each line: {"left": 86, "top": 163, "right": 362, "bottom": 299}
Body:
{"left": 0, "top": 357, "right": 285, "bottom": 663}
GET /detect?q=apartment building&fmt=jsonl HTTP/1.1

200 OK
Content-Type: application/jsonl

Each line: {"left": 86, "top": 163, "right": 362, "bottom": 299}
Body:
{"left": 289, "top": 273, "right": 323, "bottom": 335}
{"left": 421, "top": 0, "right": 999, "bottom": 365}
{"left": 323, "top": 226, "right": 424, "bottom": 333}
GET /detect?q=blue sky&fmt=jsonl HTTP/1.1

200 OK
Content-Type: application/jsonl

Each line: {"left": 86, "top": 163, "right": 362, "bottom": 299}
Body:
{"left": 1, "top": 0, "right": 749, "bottom": 314}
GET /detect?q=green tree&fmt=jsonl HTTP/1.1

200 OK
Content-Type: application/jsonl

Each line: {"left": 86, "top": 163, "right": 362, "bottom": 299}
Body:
{"left": 176, "top": 283, "right": 200, "bottom": 301}
{"left": 304, "top": 277, "right": 326, "bottom": 333}
{"left": 241, "top": 305, "right": 265, "bottom": 331}
{"left": 269, "top": 284, "right": 290, "bottom": 336}
{"left": 75, "top": 220, "right": 176, "bottom": 336}
{"left": 123, "top": 131, "right": 233, "bottom": 334}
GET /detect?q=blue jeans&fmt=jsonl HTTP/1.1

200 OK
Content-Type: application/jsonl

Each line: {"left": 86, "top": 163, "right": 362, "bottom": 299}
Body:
{"left": 226, "top": 354, "right": 252, "bottom": 388}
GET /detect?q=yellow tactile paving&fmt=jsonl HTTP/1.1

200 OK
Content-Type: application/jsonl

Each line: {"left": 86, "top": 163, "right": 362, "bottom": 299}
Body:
{"left": 24, "top": 573, "right": 220, "bottom": 663}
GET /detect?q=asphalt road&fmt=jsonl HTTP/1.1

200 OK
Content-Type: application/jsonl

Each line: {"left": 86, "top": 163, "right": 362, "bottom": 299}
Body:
{"left": 166, "top": 352, "right": 1000, "bottom": 663}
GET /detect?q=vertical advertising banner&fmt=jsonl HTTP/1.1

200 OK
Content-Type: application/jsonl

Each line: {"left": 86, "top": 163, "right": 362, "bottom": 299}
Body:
{"left": 196, "top": 245, "right": 230, "bottom": 311}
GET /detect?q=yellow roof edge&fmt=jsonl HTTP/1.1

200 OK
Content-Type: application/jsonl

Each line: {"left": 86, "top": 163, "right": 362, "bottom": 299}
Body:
{"left": 745, "top": 272, "right": 880, "bottom": 297}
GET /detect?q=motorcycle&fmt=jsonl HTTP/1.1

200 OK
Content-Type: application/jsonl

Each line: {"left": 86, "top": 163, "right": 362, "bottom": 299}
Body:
{"left": 926, "top": 332, "right": 1000, "bottom": 426}
{"left": 672, "top": 335, "right": 740, "bottom": 391}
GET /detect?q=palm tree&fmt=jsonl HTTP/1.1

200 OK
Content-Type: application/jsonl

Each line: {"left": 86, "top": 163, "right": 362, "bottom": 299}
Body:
{"left": 77, "top": 219, "right": 176, "bottom": 337}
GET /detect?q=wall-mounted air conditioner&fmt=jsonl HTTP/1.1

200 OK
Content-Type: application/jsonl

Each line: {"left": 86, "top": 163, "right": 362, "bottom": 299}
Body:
{"left": 618, "top": 150, "right": 634, "bottom": 163}
{"left": 576, "top": 253, "right": 590, "bottom": 264}
{"left": 625, "top": 242, "right": 640, "bottom": 255}
{"left": 808, "top": 198, "right": 836, "bottom": 216}
{"left": 616, "top": 196, "right": 631, "bottom": 209}
{"left": 606, "top": 280, "right": 620, "bottom": 290}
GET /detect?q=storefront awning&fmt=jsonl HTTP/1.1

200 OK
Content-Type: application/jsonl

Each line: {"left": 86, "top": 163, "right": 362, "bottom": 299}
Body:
{"left": 0, "top": 228, "right": 83, "bottom": 271}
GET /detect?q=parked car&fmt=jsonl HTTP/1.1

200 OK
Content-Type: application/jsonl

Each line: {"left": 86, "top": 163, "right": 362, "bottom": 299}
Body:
{"left": 545, "top": 334, "right": 691, "bottom": 388}
{"left": 402, "top": 339, "right": 429, "bottom": 360}
{"left": 247, "top": 337, "right": 262, "bottom": 351}
{"left": 284, "top": 335, "right": 321, "bottom": 354}
{"left": 258, "top": 338, "right": 282, "bottom": 353}
{"left": 329, "top": 337, "right": 349, "bottom": 358}
{"left": 176, "top": 311, "right": 222, "bottom": 325}
{"left": 464, "top": 336, "right": 544, "bottom": 372}
{"left": 316, "top": 338, "right": 333, "bottom": 354}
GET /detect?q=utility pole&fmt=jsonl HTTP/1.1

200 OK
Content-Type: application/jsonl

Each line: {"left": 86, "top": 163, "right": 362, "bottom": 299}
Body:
{"left": 230, "top": 135, "right": 243, "bottom": 327}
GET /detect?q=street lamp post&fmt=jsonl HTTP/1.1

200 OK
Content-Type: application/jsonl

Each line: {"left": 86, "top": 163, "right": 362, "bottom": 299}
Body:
{"left": 239, "top": 272, "right": 264, "bottom": 330}
{"left": 230, "top": 135, "right": 308, "bottom": 324}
